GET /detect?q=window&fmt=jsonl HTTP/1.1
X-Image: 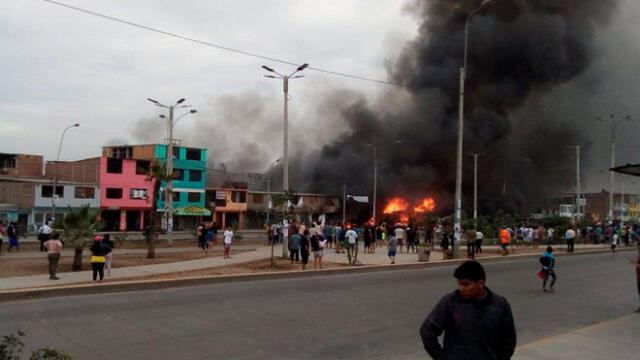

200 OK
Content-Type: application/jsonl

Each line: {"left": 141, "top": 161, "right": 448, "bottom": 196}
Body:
{"left": 252, "top": 194, "right": 264, "bottom": 204}
{"left": 106, "top": 188, "right": 123, "bottom": 199}
{"left": 187, "top": 192, "right": 201, "bottom": 202}
{"left": 130, "top": 189, "right": 148, "bottom": 200}
{"left": 74, "top": 186, "right": 95, "bottom": 199}
{"left": 42, "top": 185, "right": 64, "bottom": 198}
{"left": 111, "top": 147, "right": 132, "bottom": 159}
{"left": 173, "top": 169, "right": 184, "bottom": 181}
{"left": 232, "top": 191, "right": 246, "bottom": 203}
{"left": 186, "top": 148, "right": 201, "bottom": 161}
{"left": 106, "top": 158, "right": 123, "bottom": 174}
{"left": 172, "top": 147, "right": 180, "bottom": 159}
{"left": 136, "top": 160, "right": 150, "bottom": 175}
{"left": 0, "top": 156, "right": 16, "bottom": 169}
{"left": 189, "top": 170, "right": 202, "bottom": 182}
{"left": 172, "top": 191, "right": 181, "bottom": 202}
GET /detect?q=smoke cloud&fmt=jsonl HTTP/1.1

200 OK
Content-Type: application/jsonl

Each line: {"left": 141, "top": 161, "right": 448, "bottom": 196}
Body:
{"left": 300, "top": 0, "right": 622, "bottom": 217}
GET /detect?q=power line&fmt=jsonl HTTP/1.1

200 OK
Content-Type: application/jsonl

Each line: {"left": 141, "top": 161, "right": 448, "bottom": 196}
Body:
{"left": 41, "top": 0, "right": 406, "bottom": 88}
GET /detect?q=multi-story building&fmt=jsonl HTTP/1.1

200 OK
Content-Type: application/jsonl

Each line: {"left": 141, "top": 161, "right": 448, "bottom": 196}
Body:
{"left": 47, "top": 156, "right": 151, "bottom": 231}
{"left": 152, "top": 144, "right": 209, "bottom": 230}
{"left": 101, "top": 144, "right": 208, "bottom": 231}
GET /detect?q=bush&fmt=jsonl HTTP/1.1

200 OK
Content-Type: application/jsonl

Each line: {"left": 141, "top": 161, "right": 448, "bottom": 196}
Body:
{"left": 0, "top": 331, "right": 72, "bottom": 360}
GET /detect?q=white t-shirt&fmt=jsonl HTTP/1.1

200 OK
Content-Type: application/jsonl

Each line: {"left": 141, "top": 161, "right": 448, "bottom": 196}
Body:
{"left": 612, "top": 234, "right": 619, "bottom": 245}
{"left": 224, "top": 230, "right": 233, "bottom": 244}
{"left": 345, "top": 229, "right": 358, "bottom": 245}
{"left": 39, "top": 224, "right": 53, "bottom": 235}
{"left": 394, "top": 228, "right": 405, "bottom": 240}
{"left": 475, "top": 231, "right": 484, "bottom": 240}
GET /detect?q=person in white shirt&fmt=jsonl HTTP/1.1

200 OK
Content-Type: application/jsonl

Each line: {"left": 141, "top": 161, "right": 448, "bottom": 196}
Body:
{"left": 475, "top": 230, "right": 484, "bottom": 253}
{"left": 611, "top": 231, "right": 619, "bottom": 254}
{"left": 38, "top": 221, "right": 53, "bottom": 252}
{"left": 345, "top": 228, "right": 358, "bottom": 253}
{"left": 394, "top": 225, "right": 406, "bottom": 252}
{"left": 565, "top": 228, "right": 576, "bottom": 253}
{"left": 223, "top": 226, "right": 233, "bottom": 259}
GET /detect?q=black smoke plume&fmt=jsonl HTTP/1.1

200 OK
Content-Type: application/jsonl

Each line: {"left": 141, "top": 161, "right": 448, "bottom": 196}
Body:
{"left": 299, "top": 0, "right": 621, "bottom": 218}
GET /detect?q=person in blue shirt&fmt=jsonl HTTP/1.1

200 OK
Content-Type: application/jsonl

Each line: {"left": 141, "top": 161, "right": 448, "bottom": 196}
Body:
{"left": 539, "top": 246, "right": 556, "bottom": 293}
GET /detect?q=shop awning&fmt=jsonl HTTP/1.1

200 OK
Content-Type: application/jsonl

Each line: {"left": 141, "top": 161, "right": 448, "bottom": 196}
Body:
{"left": 174, "top": 206, "right": 211, "bottom": 216}
{"left": 610, "top": 163, "right": 640, "bottom": 177}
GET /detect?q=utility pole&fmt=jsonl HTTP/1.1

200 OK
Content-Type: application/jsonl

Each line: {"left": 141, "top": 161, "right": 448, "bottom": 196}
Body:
{"left": 454, "top": 0, "right": 495, "bottom": 259}
{"left": 51, "top": 123, "right": 80, "bottom": 222}
{"left": 262, "top": 63, "right": 309, "bottom": 193}
{"left": 343, "top": 183, "right": 347, "bottom": 224}
{"left": 147, "top": 98, "right": 196, "bottom": 232}
{"left": 596, "top": 114, "right": 631, "bottom": 223}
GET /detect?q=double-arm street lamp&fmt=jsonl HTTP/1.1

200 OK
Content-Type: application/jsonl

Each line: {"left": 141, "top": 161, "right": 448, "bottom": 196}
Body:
{"left": 147, "top": 97, "right": 197, "bottom": 232}
{"left": 454, "top": 0, "right": 495, "bottom": 258}
{"left": 261, "top": 63, "right": 309, "bottom": 193}
{"left": 596, "top": 114, "right": 632, "bottom": 222}
{"left": 51, "top": 123, "right": 80, "bottom": 221}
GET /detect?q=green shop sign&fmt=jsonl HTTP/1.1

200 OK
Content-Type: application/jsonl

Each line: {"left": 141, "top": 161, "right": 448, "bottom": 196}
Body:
{"left": 174, "top": 206, "right": 211, "bottom": 216}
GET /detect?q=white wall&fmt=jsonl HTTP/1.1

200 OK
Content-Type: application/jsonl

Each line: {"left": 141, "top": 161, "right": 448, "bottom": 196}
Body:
{"left": 34, "top": 184, "right": 100, "bottom": 208}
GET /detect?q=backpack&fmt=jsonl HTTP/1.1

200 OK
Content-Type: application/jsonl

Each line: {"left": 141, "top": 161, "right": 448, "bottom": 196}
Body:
{"left": 539, "top": 255, "right": 551, "bottom": 267}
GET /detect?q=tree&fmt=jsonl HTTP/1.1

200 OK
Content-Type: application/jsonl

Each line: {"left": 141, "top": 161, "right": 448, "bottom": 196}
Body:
{"left": 145, "top": 161, "right": 173, "bottom": 259}
{"left": 54, "top": 205, "right": 102, "bottom": 272}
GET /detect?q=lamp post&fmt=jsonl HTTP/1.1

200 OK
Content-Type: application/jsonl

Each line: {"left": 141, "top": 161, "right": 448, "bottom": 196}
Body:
{"left": 466, "top": 152, "right": 485, "bottom": 230}
{"left": 454, "top": 0, "right": 495, "bottom": 258}
{"left": 568, "top": 142, "right": 592, "bottom": 223}
{"left": 265, "top": 158, "right": 281, "bottom": 225}
{"left": 364, "top": 144, "right": 378, "bottom": 225}
{"left": 261, "top": 63, "right": 309, "bottom": 193}
{"left": 596, "top": 114, "right": 631, "bottom": 222}
{"left": 147, "top": 97, "right": 196, "bottom": 232}
{"left": 51, "top": 123, "right": 80, "bottom": 222}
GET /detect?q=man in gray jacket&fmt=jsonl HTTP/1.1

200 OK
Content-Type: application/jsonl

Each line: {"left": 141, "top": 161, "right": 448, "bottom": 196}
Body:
{"left": 420, "top": 261, "right": 516, "bottom": 360}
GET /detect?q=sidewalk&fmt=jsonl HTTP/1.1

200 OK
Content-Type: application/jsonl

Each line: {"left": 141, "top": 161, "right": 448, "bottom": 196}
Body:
{"left": 515, "top": 312, "right": 640, "bottom": 359}
{"left": 0, "top": 243, "right": 624, "bottom": 293}
{"left": 0, "top": 244, "right": 260, "bottom": 259}
{"left": 0, "top": 244, "right": 269, "bottom": 291}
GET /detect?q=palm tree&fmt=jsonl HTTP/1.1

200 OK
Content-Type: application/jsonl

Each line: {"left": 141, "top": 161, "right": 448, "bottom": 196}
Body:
{"left": 145, "top": 161, "right": 172, "bottom": 259}
{"left": 54, "top": 204, "right": 102, "bottom": 271}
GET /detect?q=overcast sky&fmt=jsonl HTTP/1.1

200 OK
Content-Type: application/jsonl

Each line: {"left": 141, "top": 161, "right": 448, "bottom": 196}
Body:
{"left": 0, "top": 0, "right": 416, "bottom": 162}
{"left": 2, "top": 0, "right": 640, "bottom": 194}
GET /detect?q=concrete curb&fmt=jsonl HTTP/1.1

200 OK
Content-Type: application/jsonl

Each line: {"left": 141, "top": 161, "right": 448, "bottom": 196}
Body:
{"left": 0, "top": 247, "right": 635, "bottom": 302}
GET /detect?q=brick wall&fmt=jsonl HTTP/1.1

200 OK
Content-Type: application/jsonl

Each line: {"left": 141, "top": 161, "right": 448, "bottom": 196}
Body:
{"left": 0, "top": 181, "right": 36, "bottom": 208}
{"left": 45, "top": 158, "right": 100, "bottom": 183}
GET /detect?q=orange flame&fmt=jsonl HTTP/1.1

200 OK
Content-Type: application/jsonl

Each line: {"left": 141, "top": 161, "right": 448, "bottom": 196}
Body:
{"left": 413, "top": 198, "right": 436, "bottom": 213}
{"left": 400, "top": 214, "right": 409, "bottom": 224}
{"left": 383, "top": 198, "right": 409, "bottom": 214}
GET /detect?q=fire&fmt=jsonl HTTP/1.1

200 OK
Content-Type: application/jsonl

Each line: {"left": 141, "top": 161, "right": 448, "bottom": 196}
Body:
{"left": 400, "top": 214, "right": 409, "bottom": 224}
{"left": 383, "top": 198, "right": 408, "bottom": 214}
{"left": 413, "top": 198, "right": 436, "bottom": 213}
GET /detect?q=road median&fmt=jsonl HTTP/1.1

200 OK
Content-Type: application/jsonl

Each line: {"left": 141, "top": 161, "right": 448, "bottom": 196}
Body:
{"left": 0, "top": 246, "right": 634, "bottom": 302}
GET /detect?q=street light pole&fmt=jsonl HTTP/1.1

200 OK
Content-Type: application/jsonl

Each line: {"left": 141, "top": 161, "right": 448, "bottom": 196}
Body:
{"left": 51, "top": 123, "right": 80, "bottom": 222}
{"left": 364, "top": 144, "right": 378, "bottom": 225}
{"left": 596, "top": 114, "right": 631, "bottom": 222}
{"left": 148, "top": 98, "right": 196, "bottom": 232}
{"left": 265, "top": 158, "right": 281, "bottom": 225}
{"left": 262, "top": 63, "right": 309, "bottom": 193}
{"left": 454, "top": 0, "right": 494, "bottom": 258}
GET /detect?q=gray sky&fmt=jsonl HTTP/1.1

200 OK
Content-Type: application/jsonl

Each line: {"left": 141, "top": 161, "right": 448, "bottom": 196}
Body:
{"left": 2, "top": 0, "right": 640, "bottom": 194}
{"left": 0, "top": 0, "right": 416, "bottom": 163}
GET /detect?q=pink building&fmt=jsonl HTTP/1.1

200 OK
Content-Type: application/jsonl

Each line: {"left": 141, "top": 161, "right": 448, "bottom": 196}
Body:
{"left": 99, "top": 157, "right": 155, "bottom": 231}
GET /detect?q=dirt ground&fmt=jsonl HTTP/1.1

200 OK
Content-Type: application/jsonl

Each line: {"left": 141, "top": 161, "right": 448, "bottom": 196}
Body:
{"left": 0, "top": 251, "right": 236, "bottom": 278}
{"left": 118, "top": 258, "right": 349, "bottom": 282}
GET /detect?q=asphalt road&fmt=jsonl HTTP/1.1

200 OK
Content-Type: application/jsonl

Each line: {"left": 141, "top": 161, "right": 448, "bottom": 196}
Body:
{"left": 1, "top": 251, "right": 637, "bottom": 359}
